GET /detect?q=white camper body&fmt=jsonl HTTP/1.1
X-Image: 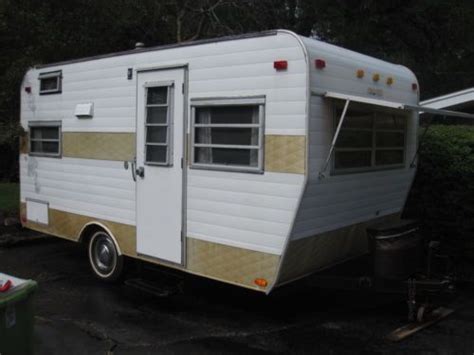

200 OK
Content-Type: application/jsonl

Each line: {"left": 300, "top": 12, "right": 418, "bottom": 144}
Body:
{"left": 20, "top": 30, "right": 422, "bottom": 292}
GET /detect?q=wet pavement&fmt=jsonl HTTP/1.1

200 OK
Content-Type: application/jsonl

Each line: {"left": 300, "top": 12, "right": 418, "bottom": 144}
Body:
{"left": 1, "top": 227, "right": 474, "bottom": 354}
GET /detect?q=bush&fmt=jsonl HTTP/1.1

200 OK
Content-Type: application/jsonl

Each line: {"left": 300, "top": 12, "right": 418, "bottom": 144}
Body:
{"left": 405, "top": 124, "right": 474, "bottom": 254}
{"left": 0, "top": 122, "right": 23, "bottom": 182}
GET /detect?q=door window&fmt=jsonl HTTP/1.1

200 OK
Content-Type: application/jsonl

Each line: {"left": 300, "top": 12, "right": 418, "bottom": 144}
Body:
{"left": 144, "top": 85, "right": 173, "bottom": 165}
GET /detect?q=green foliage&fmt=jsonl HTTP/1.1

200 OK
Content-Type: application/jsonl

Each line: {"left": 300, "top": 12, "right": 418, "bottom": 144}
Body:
{"left": 309, "top": 0, "right": 474, "bottom": 99}
{"left": 406, "top": 125, "right": 474, "bottom": 244}
{"left": 0, "top": 122, "right": 23, "bottom": 182}
{"left": 0, "top": 183, "right": 19, "bottom": 213}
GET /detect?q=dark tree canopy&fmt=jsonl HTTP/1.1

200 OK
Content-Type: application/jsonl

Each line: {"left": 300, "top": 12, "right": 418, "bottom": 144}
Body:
{"left": 0, "top": 0, "right": 473, "bottom": 179}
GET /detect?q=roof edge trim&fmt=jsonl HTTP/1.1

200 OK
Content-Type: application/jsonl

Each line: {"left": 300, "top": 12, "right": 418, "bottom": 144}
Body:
{"left": 35, "top": 30, "right": 279, "bottom": 69}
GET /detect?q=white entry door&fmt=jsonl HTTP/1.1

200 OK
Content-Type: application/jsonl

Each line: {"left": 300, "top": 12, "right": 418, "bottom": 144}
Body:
{"left": 136, "top": 68, "right": 185, "bottom": 264}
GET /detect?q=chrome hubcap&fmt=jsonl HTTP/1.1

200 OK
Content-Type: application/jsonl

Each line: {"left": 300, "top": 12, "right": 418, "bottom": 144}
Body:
{"left": 92, "top": 234, "right": 116, "bottom": 274}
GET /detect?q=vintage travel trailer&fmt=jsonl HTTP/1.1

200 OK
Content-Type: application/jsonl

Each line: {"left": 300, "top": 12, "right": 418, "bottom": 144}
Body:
{"left": 19, "top": 30, "right": 471, "bottom": 293}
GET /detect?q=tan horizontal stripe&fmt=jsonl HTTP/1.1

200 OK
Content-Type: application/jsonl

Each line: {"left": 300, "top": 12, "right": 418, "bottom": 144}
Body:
{"left": 61, "top": 132, "right": 305, "bottom": 174}
{"left": 63, "top": 132, "right": 135, "bottom": 161}
{"left": 19, "top": 134, "right": 28, "bottom": 154}
{"left": 20, "top": 203, "right": 136, "bottom": 256}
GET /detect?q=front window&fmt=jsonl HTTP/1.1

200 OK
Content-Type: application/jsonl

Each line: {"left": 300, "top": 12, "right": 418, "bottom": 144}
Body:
{"left": 333, "top": 103, "right": 406, "bottom": 173}
{"left": 39, "top": 71, "right": 62, "bottom": 95}
{"left": 29, "top": 122, "right": 61, "bottom": 157}
{"left": 191, "top": 97, "right": 264, "bottom": 173}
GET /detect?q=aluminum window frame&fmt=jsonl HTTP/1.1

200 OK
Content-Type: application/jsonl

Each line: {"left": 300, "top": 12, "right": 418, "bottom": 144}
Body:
{"left": 38, "top": 70, "right": 62, "bottom": 95}
{"left": 332, "top": 103, "right": 407, "bottom": 175}
{"left": 144, "top": 81, "right": 174, "bottom": 166}
{"left": 28, "top": 121, "right": 62, "bottom": 158}
{"left": 190, "top": 96, "right": 265, "bottom": 174}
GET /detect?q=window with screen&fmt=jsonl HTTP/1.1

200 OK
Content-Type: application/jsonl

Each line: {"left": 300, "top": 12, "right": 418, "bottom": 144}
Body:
{"left": 39, "top": 71, "right": 62, "bottom": 95}
{"left": 191, "top": 98, "right": 264, "bottom": 173}
{"left": 29, "top": 122, "right": 61, "bottom": 157}
{"left": 144, "top": 85, "right": 173, "bottom": 165}
{"left": 333, "top": 103, "right": 406, "bottom": 173}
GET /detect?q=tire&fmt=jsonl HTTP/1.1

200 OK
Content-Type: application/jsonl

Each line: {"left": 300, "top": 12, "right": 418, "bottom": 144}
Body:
{"left": 88, "top": 230, "right": 124, "bottom": 282}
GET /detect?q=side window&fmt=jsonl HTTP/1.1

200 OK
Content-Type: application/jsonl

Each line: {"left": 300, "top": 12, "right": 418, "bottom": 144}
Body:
{"left": 374, "top": 114, "right": 406, "bottom": 166}
{"left": 39, "top": 71, "right": 62, "bottom": 95}
{"left": 29, "top": 122, "right": 61, "bottom": 157}
{"left": 144, "top": 85, "right": 173, "bottom": 165}
{"left": 333, "top": 103, "right": 407, "bottom": 173}
{"left": 191, "top": 98, "right": 264, "bottom": 173}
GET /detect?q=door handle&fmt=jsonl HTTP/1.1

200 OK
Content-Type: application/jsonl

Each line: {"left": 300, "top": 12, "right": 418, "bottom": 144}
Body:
{"left": 136, "top": 166, "right": 145, "bottom": 178}
{"left": 124, "top": 159, "right": 138, "bottom": 182}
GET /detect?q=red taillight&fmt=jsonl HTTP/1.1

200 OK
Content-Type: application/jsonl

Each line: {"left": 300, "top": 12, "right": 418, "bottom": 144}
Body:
{"left": 273, "top": 60, "right": 288, "bottom": 71}
{"left": 25, "top": 86, "right": 31, "bottom": 94}
{"left": 412, "top": 83, "right": 418, "bottom": 91}
{"left": 315, "top": 59, "right": 326, "bottom": 69}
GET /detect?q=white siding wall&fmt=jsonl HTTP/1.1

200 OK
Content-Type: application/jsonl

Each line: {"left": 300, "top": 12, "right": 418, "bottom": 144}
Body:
{"left": 188, "top": 170, "right": 303, "bottom": 254}
{"left": 20, "top": 156, "right": 135, "bottom": 225}
{"left": 22, "top": 33, "right": 307, "bottom": 135}
{"left": 300, "top": 37, "right": 419, "bottom": 105}
{"left": 20, "top": 31, "right": 307, "bottom": 255}
{"left": 290, "top": 37, "right": 419, "bottom": 240}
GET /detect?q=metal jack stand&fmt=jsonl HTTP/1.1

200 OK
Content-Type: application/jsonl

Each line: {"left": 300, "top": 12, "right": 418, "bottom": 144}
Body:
{"left": 387, "top": 241, "right": 456, "bottom": 341}
{"left": 407, "top": 278, "right": 417, "bottom": 322}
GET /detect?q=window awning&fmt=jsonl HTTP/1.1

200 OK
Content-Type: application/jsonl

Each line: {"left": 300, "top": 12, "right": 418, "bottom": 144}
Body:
{"left": 314, "top": 90, "right": 474, "bottom": 178}
{"left": 314, "top": 90, "right": 474, "bottom": 119}
{"left": 405, "top": 104, "right": 474, "bottom": 119}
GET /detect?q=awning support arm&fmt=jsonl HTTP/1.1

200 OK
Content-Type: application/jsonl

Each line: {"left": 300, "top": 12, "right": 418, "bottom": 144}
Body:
{"left": 319, "top": 99, "right": 350, "bottom": 178}
{"left": 409, "top": 114, "right": 444, "bottom": 168}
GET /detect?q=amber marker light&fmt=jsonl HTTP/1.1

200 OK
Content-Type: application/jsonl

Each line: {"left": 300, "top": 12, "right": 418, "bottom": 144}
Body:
{"left": 356, "top": 69, "right": 365, "bottom": 78}
{"left": 372, "top": 73, "right": 380, "bottom": 82}
{"left": 386, "top": 77, "right": 394, "bottom": 85}
{"left": 254, "top": 278, "right": 268, "bottom": 287}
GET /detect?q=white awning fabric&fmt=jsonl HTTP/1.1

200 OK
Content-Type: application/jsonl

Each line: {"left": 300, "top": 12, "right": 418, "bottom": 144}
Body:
{"left": 314, "top": 90, "right": 474, "bottom": 119}
{"left": 405, "top": 104, "right": 474, "bottom": 119}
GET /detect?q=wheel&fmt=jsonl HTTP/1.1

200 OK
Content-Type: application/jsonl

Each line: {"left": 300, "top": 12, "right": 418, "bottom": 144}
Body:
{"left": 417, "top": 305, "right": 426, "bottom": 323}
{"left": 88, "top": 230, "right": 123, "bottom": 282}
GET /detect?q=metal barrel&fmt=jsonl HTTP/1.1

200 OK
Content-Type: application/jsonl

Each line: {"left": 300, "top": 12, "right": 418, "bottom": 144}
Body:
{"left": 367, "top": 220, "right": 422, "bottom": 280}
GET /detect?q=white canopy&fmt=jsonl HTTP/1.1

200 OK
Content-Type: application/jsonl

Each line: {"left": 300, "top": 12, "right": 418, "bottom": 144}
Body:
{"left": 314, "top": 90, "right": 474, "bottom": 119}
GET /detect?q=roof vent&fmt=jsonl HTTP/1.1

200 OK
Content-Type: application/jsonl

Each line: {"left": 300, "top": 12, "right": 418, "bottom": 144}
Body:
{"left": 135, "top": 42, "right": 145, "bottom": 49}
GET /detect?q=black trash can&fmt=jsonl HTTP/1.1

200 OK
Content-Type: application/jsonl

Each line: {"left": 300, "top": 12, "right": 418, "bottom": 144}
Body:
{"left": 0, "top": 273, "right": 38, "bottom": 355}
{"left": 367, "top": 220, "right": 422, "bottom": 281}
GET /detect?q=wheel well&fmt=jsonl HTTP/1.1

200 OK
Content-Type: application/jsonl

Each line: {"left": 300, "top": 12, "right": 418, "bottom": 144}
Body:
{"left": 78, "top": 222, "right": 122, "bottom": 256}
{"left": 79, "top": 224, "right": 105, "bottom": 245}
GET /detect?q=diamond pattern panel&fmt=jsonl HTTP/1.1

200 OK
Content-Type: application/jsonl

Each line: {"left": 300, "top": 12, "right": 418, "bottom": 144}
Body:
{"left": 187, "top": 237, "right": 280, "bottom": 291}
{"left": 276, "top": 213, "right": 401, "bottom": 285}
{"left": 20, "top": 203, "right": 280, "bottom": 291}
{"left": 265, "top": 135, "right": 305, "bottom": 174}
{"left": 20, "top": 203, "right": 136, "bottom": 255}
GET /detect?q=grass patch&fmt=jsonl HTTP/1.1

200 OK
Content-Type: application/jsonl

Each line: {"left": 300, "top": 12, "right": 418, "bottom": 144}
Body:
{"left": 0, "top": 183, "right": 19, "bottom": 214}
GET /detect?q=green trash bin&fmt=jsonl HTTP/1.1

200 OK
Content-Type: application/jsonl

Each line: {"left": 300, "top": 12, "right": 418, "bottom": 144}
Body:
{"left": 0, "top": 273, "right": 37, "bottom": 355}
